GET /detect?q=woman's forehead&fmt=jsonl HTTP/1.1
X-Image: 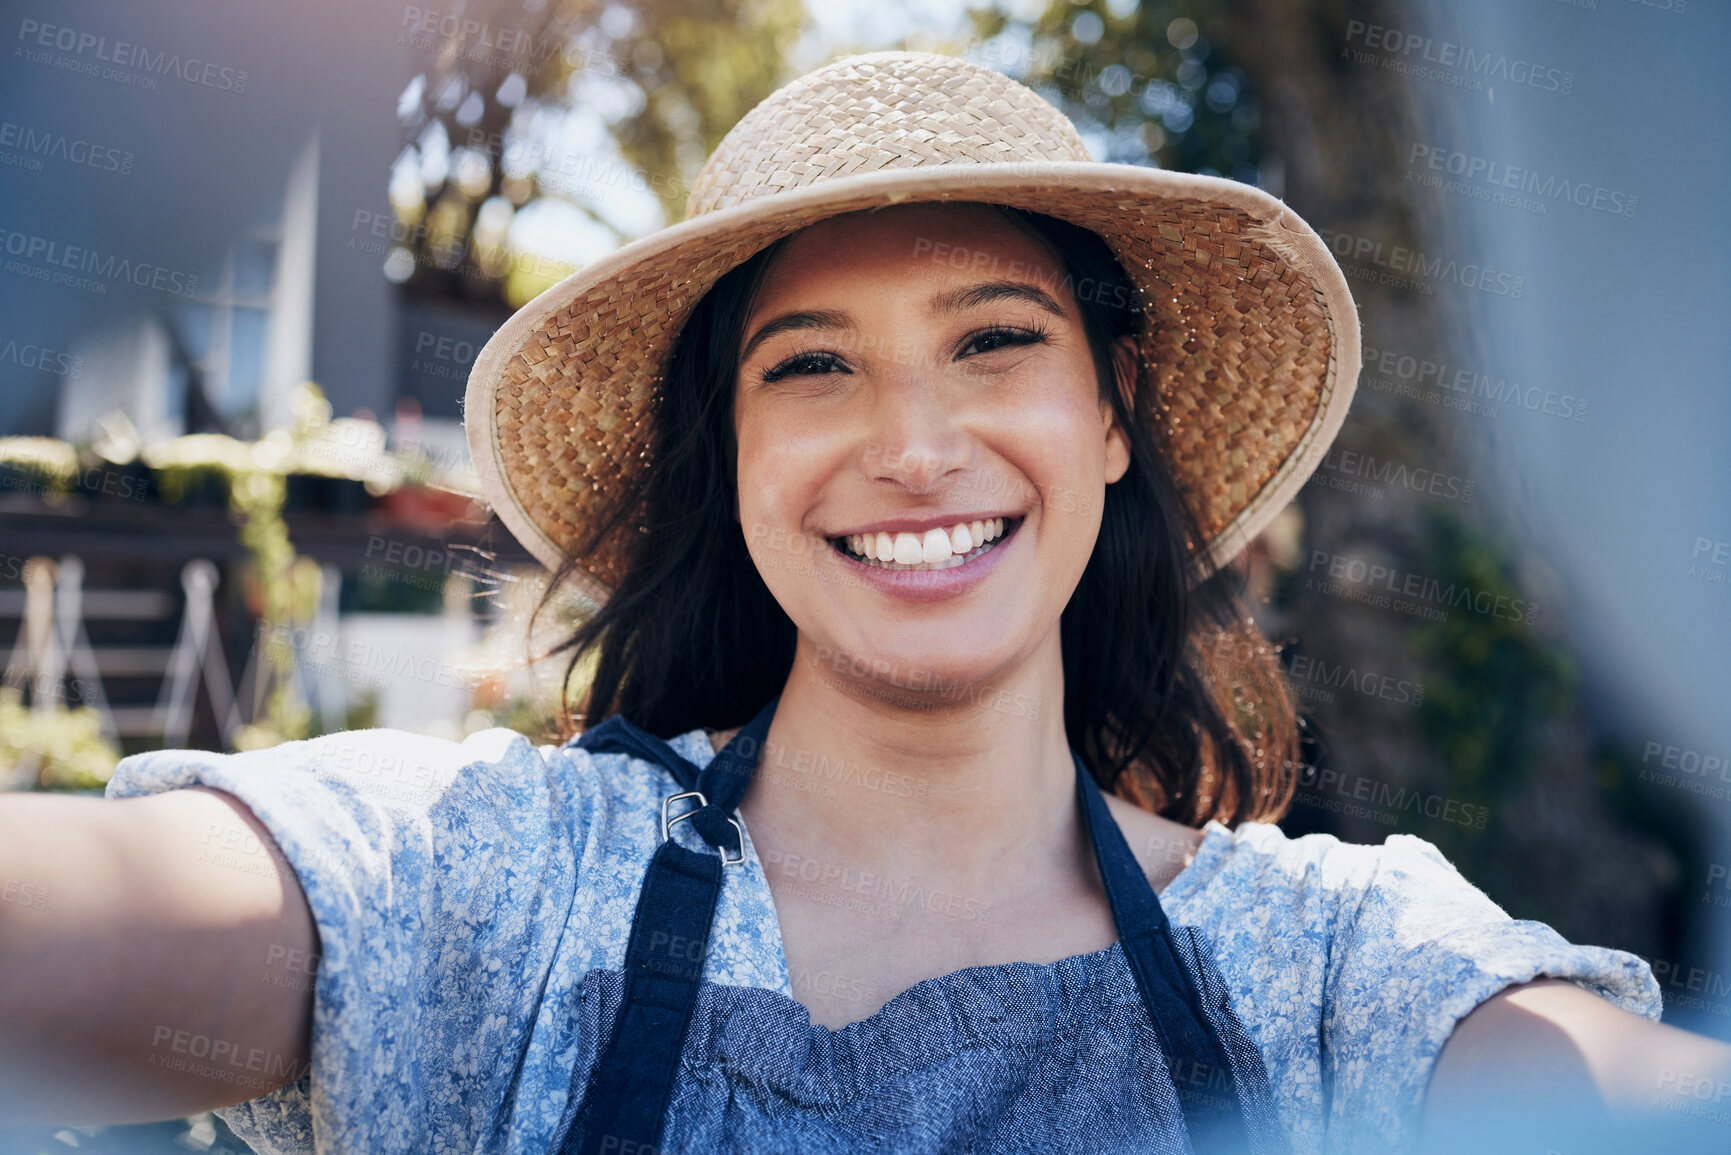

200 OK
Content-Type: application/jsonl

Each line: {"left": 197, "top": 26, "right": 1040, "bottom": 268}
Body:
{"left": 755, "top": 203, "right": 1068, "bottom": 304}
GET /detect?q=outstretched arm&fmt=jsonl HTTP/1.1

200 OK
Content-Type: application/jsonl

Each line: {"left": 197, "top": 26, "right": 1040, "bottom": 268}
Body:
{"left": 0, "top": 786, "right": 317, "bottom": 1125}
{"left": 1422, "top": 977, "right": 1731, "bottom": 1153}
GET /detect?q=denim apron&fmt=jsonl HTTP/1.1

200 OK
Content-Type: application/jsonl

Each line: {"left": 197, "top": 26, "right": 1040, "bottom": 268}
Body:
{"left": 549, "top": 695, "right": 1285, "bottom": 1155}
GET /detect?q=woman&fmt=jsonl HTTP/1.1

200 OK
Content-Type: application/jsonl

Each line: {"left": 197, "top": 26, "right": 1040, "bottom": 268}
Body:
{"left": 1, "top": 52, "right": 1726, "bottom": 1155}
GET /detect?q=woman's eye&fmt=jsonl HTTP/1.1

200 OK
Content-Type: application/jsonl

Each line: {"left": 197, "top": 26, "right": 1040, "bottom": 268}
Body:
{"left": 762, "top": 350, "right": 847, "bottom": 383}
{"left": 959, "top": 327, "right": 1046, "bottom": 357}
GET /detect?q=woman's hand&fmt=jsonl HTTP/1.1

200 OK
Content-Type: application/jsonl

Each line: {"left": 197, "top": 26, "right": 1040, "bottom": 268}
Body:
{"left": 0, "top": 786, "right": 317, "bottom": 1125}
{"left": 1422, "top": 977, "right": 1731, "bottom": 1153}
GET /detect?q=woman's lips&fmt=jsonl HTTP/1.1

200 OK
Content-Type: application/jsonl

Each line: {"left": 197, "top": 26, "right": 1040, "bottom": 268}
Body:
{"left": 824, "top": 516, "right": 1023, "bottom": 602}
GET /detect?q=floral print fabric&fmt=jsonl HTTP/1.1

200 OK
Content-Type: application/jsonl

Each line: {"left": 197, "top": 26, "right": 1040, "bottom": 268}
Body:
{"left": 107, "top": 725, "right": 1660, "bottom": 1153}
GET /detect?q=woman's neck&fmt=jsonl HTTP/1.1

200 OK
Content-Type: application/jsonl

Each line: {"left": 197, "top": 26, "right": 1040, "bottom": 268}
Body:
{"left": 732, "top": 632, "right": 1079, "bottom": 892}
{"left": 723, "top": 631, "right": 1205, "bottom": 1028}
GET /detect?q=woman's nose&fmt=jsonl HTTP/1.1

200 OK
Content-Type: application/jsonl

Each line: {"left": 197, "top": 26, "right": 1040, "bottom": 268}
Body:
{"left": 859, "top": 373, "right": 974, "bottom": 493}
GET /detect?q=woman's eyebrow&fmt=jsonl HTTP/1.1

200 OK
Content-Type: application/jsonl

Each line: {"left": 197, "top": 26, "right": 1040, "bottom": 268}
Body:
{"left": 930, "top": 280, "right": 1067, "bottom": 319}
{"left": 739, "top": 309, "right": 853, "bottom": 362}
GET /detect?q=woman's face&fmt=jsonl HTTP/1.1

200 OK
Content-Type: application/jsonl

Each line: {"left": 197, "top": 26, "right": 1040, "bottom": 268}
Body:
{"left": 732, "top": 203, "right": 1132, "bottom": 703}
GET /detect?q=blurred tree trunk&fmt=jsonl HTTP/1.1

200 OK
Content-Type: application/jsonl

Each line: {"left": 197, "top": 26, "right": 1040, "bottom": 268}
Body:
{"left": 1220, "top": 0, "right": 1677, "bottom": 958}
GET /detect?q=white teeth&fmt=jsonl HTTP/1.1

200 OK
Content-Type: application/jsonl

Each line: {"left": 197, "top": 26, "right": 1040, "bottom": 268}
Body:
{"left": 837, "top": 516, "right": 1016, "bottom": 570}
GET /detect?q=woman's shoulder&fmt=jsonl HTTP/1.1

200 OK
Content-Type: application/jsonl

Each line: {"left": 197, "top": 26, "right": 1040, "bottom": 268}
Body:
{"left": 109, "top": 724, "right": 556, "bottom": 804}
{"left": 101, "top": 724, "right": 709, "bottom": 862}
{"left": 1159, "top": 816, "right": 1493, "bottom": 940}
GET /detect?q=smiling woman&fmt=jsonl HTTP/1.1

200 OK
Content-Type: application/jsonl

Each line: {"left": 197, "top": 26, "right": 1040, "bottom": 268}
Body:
{"left": 3, "top": 49, "right": 1728, "bottom": 1155}
{"left": 555, "top": 198, "right": 1299, "bottom": 838}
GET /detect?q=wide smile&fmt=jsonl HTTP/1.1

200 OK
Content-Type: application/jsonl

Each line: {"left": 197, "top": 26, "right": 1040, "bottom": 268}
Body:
{"left": 827, "top": 515, "right": 1024, "bottom": 572}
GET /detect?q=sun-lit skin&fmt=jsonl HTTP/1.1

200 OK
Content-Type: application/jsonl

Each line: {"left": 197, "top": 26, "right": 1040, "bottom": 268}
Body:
{"left": 731, "top": 202, "right": 1131, "bottom": 692}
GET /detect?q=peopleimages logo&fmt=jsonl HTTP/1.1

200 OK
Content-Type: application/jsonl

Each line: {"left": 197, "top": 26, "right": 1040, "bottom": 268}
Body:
{"left": 1305, "top": 549, "right": 1538, "bottom": 625}
{"left": 1318, "top": 229, "right": 1525, "bottom": 299}
{"left": 0, "top": 337, "right": 82, "bottom": 376}
{"left": 0, "top": 229, "right": 198, "bottom": 297}
{"left": 1688, "top": 536, "right": 1729, "bottom": 589}
{"left": 911, "top": 235, "right": 1138, "bottom": 313}
{"left": 1343, "top": 20, "right": 1575, "bottom": 96}
{"left": 16, "top": 19, "right": 248, "bottom": 93}
{"left": 1407, "top": 143, "right": 1638, "bottom": 219}
{"left": 1285, "top": 654, "right": 1426, "bottom": 708}
{"left": 1313, "top": 447, "right": 1475, "bottom": 504}
{"left": 1284, "top": 759, "right": 1491, "bottom": 830}
{"left": 0, "top": 120, "right": 134, "bottom": 175}
{"left": 1640, "top": 739, "right": 1731, "bottom": 792}
{"left": 399, "top": 8, "right": 627, "bottom": 76}
{"left": 1360, "top": 340, "right": 1589, "bottom": 423}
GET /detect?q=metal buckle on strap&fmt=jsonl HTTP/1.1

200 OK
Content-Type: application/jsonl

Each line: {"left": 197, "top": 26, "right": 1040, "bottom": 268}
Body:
{"left": 660, "top": 790, "right": 746, "bottom": 866}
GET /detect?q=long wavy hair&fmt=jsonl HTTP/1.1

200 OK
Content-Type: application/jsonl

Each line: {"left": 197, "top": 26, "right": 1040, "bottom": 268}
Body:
{"left": 531, "top": 206, "right": 1299, "bottom": 828}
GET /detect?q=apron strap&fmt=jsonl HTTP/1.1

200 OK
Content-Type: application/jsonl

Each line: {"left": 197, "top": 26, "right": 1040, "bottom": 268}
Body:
{"left": 557, "top": 698, "right": 779, "bottom": 1155}
{"left": 1072, "top": 751, "right": 1261, "bottom": 1151}
{"left": 569, "top": 698, "right": 778, "bottom": 858}
{"left": 559, "top": 699, "right": 1267, "bottom": 1154}
{"left": 569, "top": 715, "right": 699, "bottom": 790}
{"left": 564, "top": 838, "right": 720, "bottom": 1155}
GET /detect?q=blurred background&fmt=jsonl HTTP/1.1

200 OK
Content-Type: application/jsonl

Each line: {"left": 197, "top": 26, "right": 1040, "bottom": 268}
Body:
{"left": 1, "top": 0, "right": 1726, "bottom": 1149}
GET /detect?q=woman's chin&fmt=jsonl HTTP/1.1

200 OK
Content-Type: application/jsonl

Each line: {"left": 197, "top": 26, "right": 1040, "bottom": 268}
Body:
{"left": 802, "top": 636, "right": 1031, "bottom": 708}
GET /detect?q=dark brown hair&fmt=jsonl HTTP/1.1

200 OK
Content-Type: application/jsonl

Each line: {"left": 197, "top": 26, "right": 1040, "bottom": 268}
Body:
{"left": 533, "top": 206, "right": 1299, "bottom": 828}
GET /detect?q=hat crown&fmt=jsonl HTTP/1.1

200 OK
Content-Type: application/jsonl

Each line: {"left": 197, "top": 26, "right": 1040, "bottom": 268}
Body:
{"left": 685, "top": 52, "right": 1092, "bottom": 217}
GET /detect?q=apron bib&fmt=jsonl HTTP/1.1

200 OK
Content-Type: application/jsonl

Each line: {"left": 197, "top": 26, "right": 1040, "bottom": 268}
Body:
{"left": 549, "top": 696, "right": 1284, "bottom": 1154}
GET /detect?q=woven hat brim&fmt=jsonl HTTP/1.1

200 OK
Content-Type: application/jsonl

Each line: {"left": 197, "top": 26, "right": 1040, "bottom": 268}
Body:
{"left": 465, "top": 162, "right": 1359, "bottom": 603}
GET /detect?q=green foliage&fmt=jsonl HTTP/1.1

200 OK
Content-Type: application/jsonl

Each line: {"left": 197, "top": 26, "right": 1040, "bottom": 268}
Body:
{"left": 500, "top": 690, "right": 564, "bottom": 745}
{"left": 1400, "top": 515, "right": 1694, "bottom": 942}
{"left": 345, "top": 687, "right": 382, "bottom": 732}
{"left": 146, "top": 419, "right": 318, "bottom": 751}
{"left": 0, "top": 436, "right": 80, "bottom": 497}
{"left": 143, "top": 384, "right": 398, "bottom": 750}
{"left": 0, "top": 686, "right": 122, "bottom": 790}
{"left": 228, "top": 470, "right": 314, "bottom": 750}
{"left": 2, "top": 385, "right": 489, "bottom": 758}
{"left": 602, "top": 0, "right": 808, "bottom": 223}
{"left": 1409, "top": 508, "right": 1575, "bottom": 805}
{"left": 341, "top": 563, "right": 448, "bottom": 615}
{"left": 1401, "top": 507, "right": 1581, "bottom": 896}
{"left": 969, "top": 0, "right": 1263, "bottom": 181}
{"left": 390, "top": 0, "right": 807, "bottom": 307}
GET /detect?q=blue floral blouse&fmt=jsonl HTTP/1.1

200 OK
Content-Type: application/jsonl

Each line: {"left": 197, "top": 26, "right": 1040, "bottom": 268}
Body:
{"left": 105, "top": 725, "right": 1661, "bottom": 1154}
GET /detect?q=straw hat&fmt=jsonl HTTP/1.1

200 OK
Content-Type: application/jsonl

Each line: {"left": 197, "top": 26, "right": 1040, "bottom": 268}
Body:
{"left": 464, "top": 51, "right": 1359, "bottom": 603}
